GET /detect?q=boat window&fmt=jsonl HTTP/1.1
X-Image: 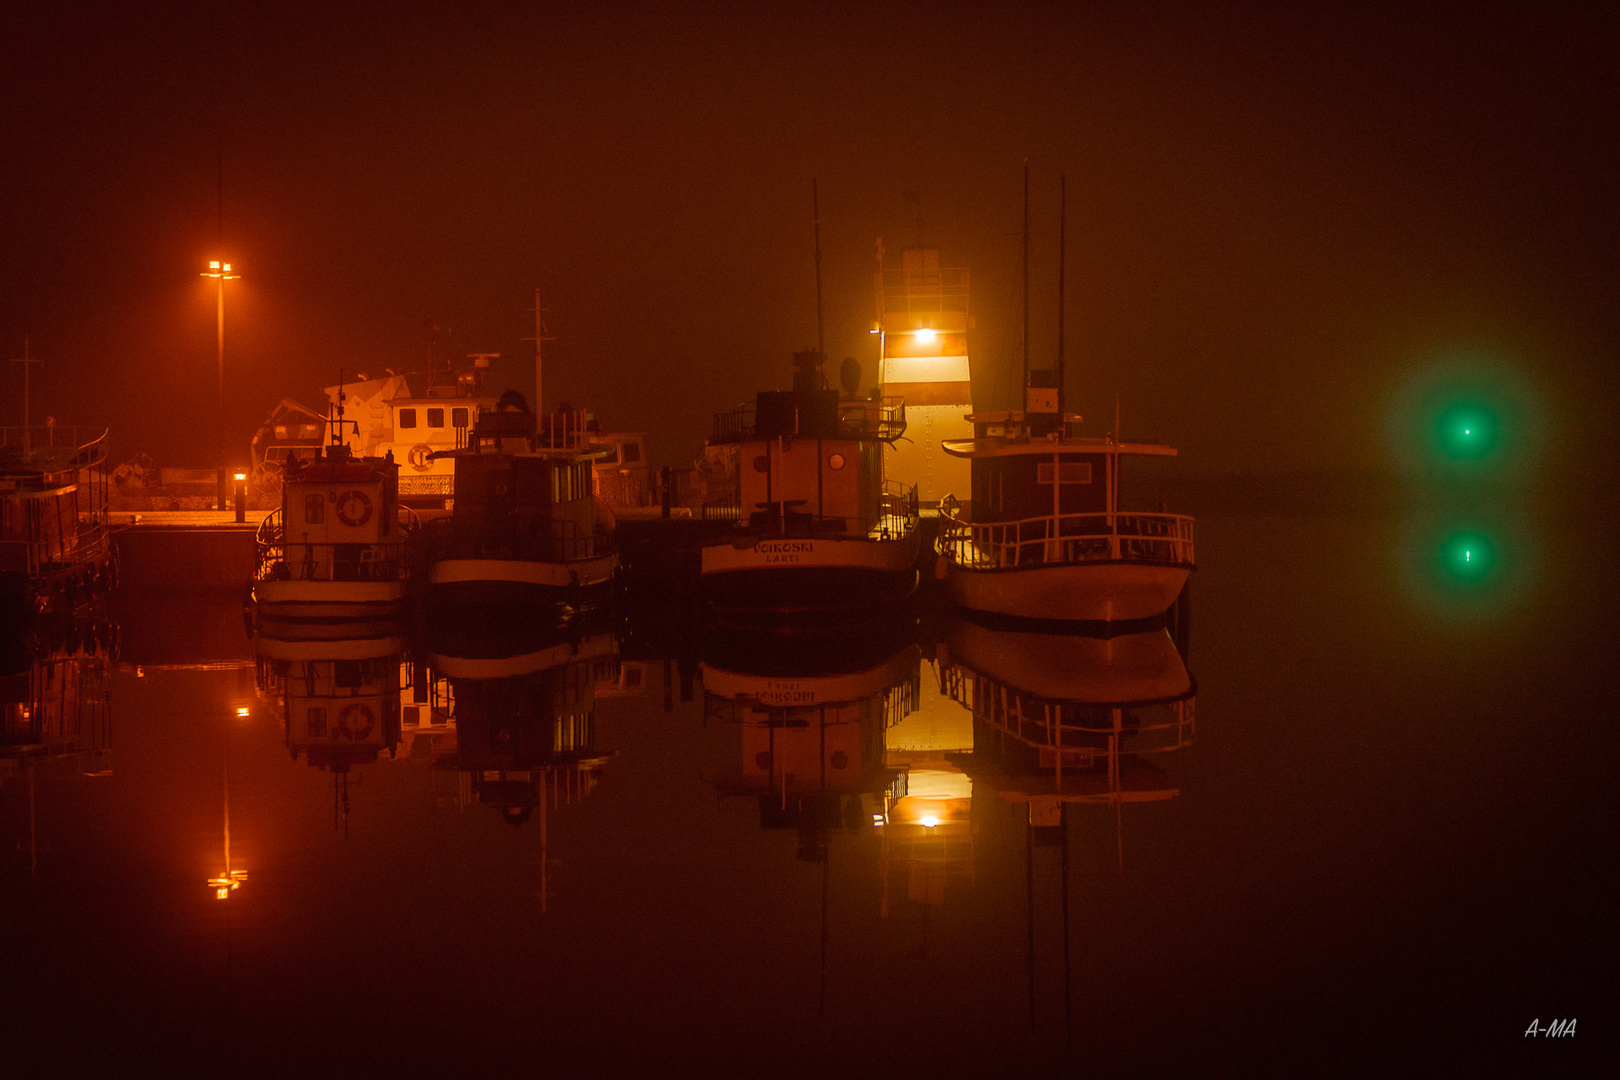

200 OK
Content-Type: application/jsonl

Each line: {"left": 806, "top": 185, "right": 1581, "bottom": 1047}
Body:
{"left": 274, "top": 425, "right": 288, "bottom": 439}
{"left": 398, "top": 408, "right": 417, "bottom": 430}
{"left": 622, "top": 442, "right": 641, "bottom": 463}
{"left": 753, "top": 455, "right": 770, "bottom": 473}
{"left": 599, "top": 445, "right": 620, "bottom": 465}
{"left": 452, "top": 408, "right": 469, "bottom": 429}
{"left": 1038, "top": 462, "right": 1092, "bottom": 484}
{"left": 299, "top": 424, "right": 321, "bottom": 439}
{"left": 828, "top": 453, "right": 846, "bottom": 470}
{"left": 304, "top": 493, "right": 325, "bottom": 524}
{"left": 427, "top": 408, "right": 445, "bottom": 428}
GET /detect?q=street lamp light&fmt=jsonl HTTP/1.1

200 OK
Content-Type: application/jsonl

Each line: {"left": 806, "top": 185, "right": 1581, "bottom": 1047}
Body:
{"left": 201, "top": 260, "right": 241, "bottom": 510}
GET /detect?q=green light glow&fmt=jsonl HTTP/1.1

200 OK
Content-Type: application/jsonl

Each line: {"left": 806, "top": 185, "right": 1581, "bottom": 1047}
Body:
{"left": 1441, "top": 531, "right": 1496, "bottom": 583}
{"left": 1435, "top": 402, "right": 1498, "bottom": 460}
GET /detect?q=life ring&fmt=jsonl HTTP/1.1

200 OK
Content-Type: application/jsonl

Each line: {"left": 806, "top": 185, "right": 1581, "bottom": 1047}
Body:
{"left": 336, "top": 703, "right": 376, "bottom": 740}
{"left": 407, "top": 444, "right": 434, "bottom": 472}
{"left": 336, "top": 490, "right": 374, "bottom": 527}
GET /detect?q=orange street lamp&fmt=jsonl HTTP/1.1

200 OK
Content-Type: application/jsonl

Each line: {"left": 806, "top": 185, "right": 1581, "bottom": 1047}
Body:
{"left": 201, "top": 260, "right": 241, "bottom": 510}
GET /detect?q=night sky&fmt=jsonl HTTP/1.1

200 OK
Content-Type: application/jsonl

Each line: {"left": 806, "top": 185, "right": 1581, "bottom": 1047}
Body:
{"left": 3, "top": 2, "right": 1615, "bottom": 481}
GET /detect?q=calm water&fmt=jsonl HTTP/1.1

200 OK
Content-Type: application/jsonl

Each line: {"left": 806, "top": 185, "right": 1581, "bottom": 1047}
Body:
{"left": 3, "top": 508, "right": 1612, "bottom": 1077}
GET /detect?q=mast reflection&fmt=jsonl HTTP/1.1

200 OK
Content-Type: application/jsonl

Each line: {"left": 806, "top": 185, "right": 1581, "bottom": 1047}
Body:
{"left": 425, "top": 618, "right": 620, "bottom": 911}
{"left": 938, "top": 610, "right": 1197, "bottom": 1042}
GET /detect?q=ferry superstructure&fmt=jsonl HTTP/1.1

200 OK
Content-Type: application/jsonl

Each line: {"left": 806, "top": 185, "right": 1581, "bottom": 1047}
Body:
{"left": 936, "top": 409, "right": 1194, "bottom": 622}
{"left": 424, "top": 405, "right": 618, "bottom": 608}
{"left": 699, "top": 349, "right": 918, "bottom": 618}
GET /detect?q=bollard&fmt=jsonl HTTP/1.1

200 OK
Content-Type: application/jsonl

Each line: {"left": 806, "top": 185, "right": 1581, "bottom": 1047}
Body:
{"left": 233, "top": 472, "right": 247, "bottom": 523}
{"left": 660, "top": 465, "right": 672, "bottom": 518}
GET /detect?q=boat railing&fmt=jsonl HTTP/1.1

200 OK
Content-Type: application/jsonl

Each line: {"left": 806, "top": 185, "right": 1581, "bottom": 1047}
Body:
{"left": 0, "top": 428, "right": 112, "bottom": 580}
{"left": 936, "top": 500, "right": 1194, "bottom": 569}
{"left": 871, "top": 480, "right": 919, "bottom": 540}
{"left": 940, "top": 664, "right": 1195, "bottom": 756}
{"left": 253, "top": 505, "right": 415, "bottom": 583}
{"left": 710, "top": 397, "right": 907, "bottom": 443}
{"left": 741, "top": 482, "right": 917, "bottom": 540}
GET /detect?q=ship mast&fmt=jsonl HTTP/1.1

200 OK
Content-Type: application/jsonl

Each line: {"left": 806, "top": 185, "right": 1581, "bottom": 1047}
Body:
{"left": 1057, "top": 174, "right": 1066, "bottom": 423}
{"left": 813, "top": 178, "right": 826, "bottom": 359}
{"left": 524, "top": 290, "right": 554, "bottom": 414}
{"left": 1021, "top": 159, "right": 1030, "bottom": 405}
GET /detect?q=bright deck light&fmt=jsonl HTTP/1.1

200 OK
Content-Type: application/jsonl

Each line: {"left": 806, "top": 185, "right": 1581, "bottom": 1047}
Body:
{"left": 920, "top": 815, "right": 939, "bottom": 828}
{"left": 915, "top": 328, "right": 935, "bottom": 342}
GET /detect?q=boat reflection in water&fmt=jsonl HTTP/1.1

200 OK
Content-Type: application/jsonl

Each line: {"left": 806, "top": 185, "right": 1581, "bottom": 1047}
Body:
{"left": 940, "top": 611, "right": 1194, "bottom": 826}
{"left": 701, "top": 626, "right": 920, "bottom": 861}
{"left": 424, "top": 619, "right": 619, "bottom": 910}
{"left": 938, "top": 611, "right": 1196, "bottom": 1042}
{"left": 0, "top": 619, "right": 114, "bottom": 873}
{"left": 254, "top": 617, "right": 408, "bottom": 826}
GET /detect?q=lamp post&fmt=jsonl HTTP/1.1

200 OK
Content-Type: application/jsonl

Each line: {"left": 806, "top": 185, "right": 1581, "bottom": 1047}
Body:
{"left": 201, "top": 260, "right": 240, "bottom": 510}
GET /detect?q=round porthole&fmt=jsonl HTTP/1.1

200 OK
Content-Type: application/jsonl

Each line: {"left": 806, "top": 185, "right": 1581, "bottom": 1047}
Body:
{"left": 827, "top": 453, "right": 846, "bottom": 470}
{"left": 753, "top": 455, "right": 770, "bottom": 473}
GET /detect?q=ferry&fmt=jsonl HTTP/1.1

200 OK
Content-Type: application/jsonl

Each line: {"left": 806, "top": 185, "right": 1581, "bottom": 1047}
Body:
{"left": 934, "top": 172, "right": 1193, "bottom": 623}
{"left": 700, "top": 348, "right": 918, "bottom": 618}
{"left": 935, "top": 408, "right": 1194, "bottom": 622}
{"left": 251, "top": 415, "right": 411, "bottom": 621}
{"left": 0, "top": 426, "right": 113, "bottom": 620}
{"left": 423, "top": 404, "right": 618, "bottom": 609}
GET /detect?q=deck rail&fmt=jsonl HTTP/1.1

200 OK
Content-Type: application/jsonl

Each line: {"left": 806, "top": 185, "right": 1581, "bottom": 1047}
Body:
{"left": 936, "top": 498, "right": 1193, "bottom": 569}
{"left": 0, "top": 428, "right": 112, "bottom": 580}
{"left": 710, "top": 397, "right": 906, "bottom": 443}
{"left": 253, "top": 506, "right": 417, "bottom": 583}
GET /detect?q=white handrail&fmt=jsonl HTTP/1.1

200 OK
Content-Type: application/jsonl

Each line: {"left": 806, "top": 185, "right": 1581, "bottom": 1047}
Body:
{"left": 937, "top": 503, "right": 1194, "bottom": 569}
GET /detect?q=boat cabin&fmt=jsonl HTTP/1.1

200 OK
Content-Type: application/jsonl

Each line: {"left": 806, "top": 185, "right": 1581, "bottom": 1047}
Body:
{"left": 441, "top": 407, "right": 611, "bottom": 563}
{"left": 277, "top": 445, "right": 403, "bottom": 585}
{"left": 712, "top": 350, "right": 908, "bottom": 536}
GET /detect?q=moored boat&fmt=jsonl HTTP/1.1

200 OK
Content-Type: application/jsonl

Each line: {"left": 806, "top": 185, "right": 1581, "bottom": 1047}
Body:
{"left": 700, "top": 348, "right": 919, "bottom": 619}
{"left": 934, "top": 170, "right": 1193, "bottom": 623}
{"left": 935, "top": 411, "right": 1194, "bottom": 622}
{"left": 423, "top": 404, "right": 618, "bottom": 610}
{"left": 251, "top": 424, "right": 411, "bottom": 621}
{"left": 0, "top": 426, "right": 113, "bottom": 620}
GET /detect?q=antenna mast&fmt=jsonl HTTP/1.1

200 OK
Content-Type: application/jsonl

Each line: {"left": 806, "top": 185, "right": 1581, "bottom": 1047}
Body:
{"left": 9, "top": 337, "right": 42, "bottom": 443}
{"left": 1021, "top": 160, "right": 1030, "bottom": 403}
{"left": 1057, "top": 173, "right": 1066, "bottom": 421}
{"left": 523, "top": 290, "right": 554, "bottom": 413}
{"left": 812, "top": 179, "right": 825, "bottom": 358}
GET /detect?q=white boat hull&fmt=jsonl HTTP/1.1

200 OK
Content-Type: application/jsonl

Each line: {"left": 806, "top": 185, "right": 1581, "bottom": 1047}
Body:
{"left": 701, "top": 533, "right": 920, "bottom": 613}
{"left": 941, "top": 559, "right": 1189, "bottom": 622}
{"left": 429, "top": 552, "right": 619, "bottom": 603}
{"left": 254, "top": 579, "right": 407, "bottom": 619}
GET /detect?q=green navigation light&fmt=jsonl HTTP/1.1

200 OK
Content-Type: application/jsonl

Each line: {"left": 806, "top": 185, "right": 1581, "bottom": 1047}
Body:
{"left": 1441, "top": 531, "right": 1496, "bottom": 583}
{"left": 1436, "top": 402, "right": 1498, "bottom": 460}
